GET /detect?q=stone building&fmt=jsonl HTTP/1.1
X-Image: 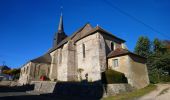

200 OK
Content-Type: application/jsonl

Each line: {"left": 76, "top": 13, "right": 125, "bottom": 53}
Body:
{"left": 19, "top": 14, "right": 149, "bottom": 89}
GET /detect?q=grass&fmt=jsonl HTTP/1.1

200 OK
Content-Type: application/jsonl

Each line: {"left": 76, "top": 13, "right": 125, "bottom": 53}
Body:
{"left": 102, "top": 84, "right": 157, "bottom": 100}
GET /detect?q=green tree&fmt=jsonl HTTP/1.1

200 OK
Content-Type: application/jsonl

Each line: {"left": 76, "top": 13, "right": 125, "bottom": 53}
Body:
{"left": 134, "top": 36, "right": 151, "bottom": 58}
{"left": 134, "top": 36, "right": 170, "bottom": 83}
{"left": 147, "top": 38, "right": 170, "bottom": 83}
{"left": 153, "top": 38, "right": 167, "bottom": 54}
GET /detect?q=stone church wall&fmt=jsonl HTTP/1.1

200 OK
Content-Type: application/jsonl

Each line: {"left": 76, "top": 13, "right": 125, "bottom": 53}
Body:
{"left": 75, "top": 32, "right": 102, "bottom": 82}
{"left": 18, "top": 62, "right": 32, "bottom": 85}
{"left": 49, "top": 50, "right": 59, "bottom": 81}
{"left": 19, "top": 62, "right": 50, "bottom": 85}
{"left": 101, "top": 34, "right": 122, "bottom": 55}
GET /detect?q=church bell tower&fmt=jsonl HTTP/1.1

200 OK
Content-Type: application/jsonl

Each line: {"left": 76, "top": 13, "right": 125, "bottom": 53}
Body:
{"left": 53, "top": 13, "right": 67, "bottom": 47}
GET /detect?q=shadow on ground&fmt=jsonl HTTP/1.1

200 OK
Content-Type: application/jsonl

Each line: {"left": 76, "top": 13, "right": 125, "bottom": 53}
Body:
{"left": 0, "top": 85, "right": 34, "bottom": 92}
{"left": 0, "top": 80, "right": 104, "bottom": 100}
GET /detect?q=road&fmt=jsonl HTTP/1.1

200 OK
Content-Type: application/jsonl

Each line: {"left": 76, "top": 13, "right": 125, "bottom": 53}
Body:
{"left": 138, "top": 84, "right": 170, "bottom": 100}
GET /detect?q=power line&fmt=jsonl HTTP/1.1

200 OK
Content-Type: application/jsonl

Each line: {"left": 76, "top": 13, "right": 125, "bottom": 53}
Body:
{"left": 102, "top": 0, "right": 170, "bottom": 39}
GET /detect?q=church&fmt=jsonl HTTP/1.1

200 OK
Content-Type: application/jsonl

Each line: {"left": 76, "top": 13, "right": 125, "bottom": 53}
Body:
{"left": 18, "top": 14, "right": 149, "bottom": 89}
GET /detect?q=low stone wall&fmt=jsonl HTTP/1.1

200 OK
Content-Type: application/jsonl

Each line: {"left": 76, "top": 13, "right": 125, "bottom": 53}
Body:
{"left": 31, "top": 81, "right": 57, "bottom": 93}
{"left": 105, "top": 84, "right": 133, "bottom": 96}
{"left": 30, "top": 81, "right": 133, "bottom": 97}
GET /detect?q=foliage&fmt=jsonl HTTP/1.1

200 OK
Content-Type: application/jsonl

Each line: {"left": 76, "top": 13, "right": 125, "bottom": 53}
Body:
{"left": 102, "top": 69, "right": 127, "bottom": 84}
{"left": 134, "top": 37, "right": 170, "bottom": 83}
{"left": 134, "top": 36, "right": 151, "bottom": 58}
{"left": 103, "top": 84, "right": 156, "bottom": 100}
{"left": 2, "top": 68, "right": 20, "bottom": 80}
{"left": 2, "top": 69, "right": 20, "bottom": 76}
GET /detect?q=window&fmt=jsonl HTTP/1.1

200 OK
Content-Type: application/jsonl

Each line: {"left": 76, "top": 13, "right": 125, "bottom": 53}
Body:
{"left": 24, "top": 68, "right": 25, "bottom": 73}
{"left": 34, "top": 66, "right": 36, "bottom": 78}
{"left": 82, "top": 43, "right": 85, "bottom": 58}
{"left": 112, "top": 59, "right": 118, "bottom": 67}
{"left": 37, "top": 65, "right": 40, "bottom": 76}
{"left": 59, "top": 51, "right": 62, "bottom": 64}
{"left": 111, "top": 42, "right": 114, "bottom": 51}
{"left": 26, "top": 66, "right": 29, "bottom": 74}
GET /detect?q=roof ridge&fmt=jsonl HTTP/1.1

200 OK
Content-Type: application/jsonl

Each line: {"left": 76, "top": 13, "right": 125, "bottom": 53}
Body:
{"left": 70, "top": 23, "right": 93, "bottom": 39}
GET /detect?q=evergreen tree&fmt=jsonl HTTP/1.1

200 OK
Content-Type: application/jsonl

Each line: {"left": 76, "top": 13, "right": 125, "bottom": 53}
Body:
{"left": 134, "top": 37, "right": 170, "bottom": 83}
{"left": 134, "top": 36, "right": 151, "bottom": 58}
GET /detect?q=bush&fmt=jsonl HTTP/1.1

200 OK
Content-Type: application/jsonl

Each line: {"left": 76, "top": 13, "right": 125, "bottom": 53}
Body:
{"left": 102, "top": 69, "right": 127, "bottom": 84}
{"left": 149, "top": 69, "right": 160, "bottom": 84}
{"left": 160, "top": 75, "right": 170, "bottom": 82}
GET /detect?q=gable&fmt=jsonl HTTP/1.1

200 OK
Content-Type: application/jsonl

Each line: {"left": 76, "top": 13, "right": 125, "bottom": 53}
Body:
{"left": 71, "top": 23, "right": 93, "bottom": 42}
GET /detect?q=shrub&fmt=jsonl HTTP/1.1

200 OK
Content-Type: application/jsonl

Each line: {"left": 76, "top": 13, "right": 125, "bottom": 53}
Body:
{"left": 102, "top": 69, "right": 127, "bottom": 84}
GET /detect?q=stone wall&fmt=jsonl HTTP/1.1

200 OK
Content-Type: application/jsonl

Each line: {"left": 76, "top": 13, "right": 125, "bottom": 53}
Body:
{"left": 18, "top": 62, "right": 32, "bottom": 85}
{"left": 30, "top": 81, "right": 133, "bottom": 98}
{"left": 108, "top": 55, "right": 149, "bottom": 89}
{"left": 30, "top": 63, "right": 50, "bottom": 81}
{"left": 19, "top": 61, "right": 51, "bottom": 85}
{"left": 75, "top": 32, "right": 102, "bottom": 81}
{"left": 104, "top": 84, "right": 133, "bottom": 96}
{"left": 101, "top": 33, "right": 122, "bottom": 55}
{"left": 31, "top": 81, "right": 57, "bottom": 93}
{"left": 128, "top": 54, "right": 149, "bottom": 89}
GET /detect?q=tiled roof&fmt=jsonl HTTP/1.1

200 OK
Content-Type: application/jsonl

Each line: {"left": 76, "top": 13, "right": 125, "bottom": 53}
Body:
{"left": 107, "top": 48, "right": 146, "bottom": 59}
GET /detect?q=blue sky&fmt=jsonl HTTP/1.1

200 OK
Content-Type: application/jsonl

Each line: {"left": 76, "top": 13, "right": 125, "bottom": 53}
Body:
{"left": 0, "top": 0, "right": 170, "bottom": 68}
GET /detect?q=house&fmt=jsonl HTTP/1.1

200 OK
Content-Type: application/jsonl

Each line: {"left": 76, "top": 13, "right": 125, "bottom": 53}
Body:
{"left": 18, "top": 14, "right": 149, "bottom": 89}
{"left": 0, "top": 65, "right": 11, "bottom": 81}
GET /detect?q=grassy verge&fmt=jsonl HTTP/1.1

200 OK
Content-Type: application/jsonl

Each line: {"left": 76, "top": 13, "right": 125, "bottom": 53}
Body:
{"left": 103, "top": 84, "right": 157, "bottom": 100}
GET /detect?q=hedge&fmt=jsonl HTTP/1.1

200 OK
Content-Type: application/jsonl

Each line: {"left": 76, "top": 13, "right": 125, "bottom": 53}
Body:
{"left": 102, "top": 69, "right": 128, "bottom": 84}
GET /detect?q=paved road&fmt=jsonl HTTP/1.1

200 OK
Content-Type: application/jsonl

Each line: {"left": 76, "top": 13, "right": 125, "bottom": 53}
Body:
{"left": 138, "top": 84, "right": 170, "bottom": 100}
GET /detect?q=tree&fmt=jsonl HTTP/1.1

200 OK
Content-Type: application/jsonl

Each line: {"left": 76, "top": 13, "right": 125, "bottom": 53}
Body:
{"left": 2, "top": 68, "right": 20, "bottom": 80}
{"left": 134, "top": 36, "right": 170, "bottom": 83}
{"left": 153, "top": 38, "right": 167, "bottom": 54}
{"left": 134, "top": 36, "right": 151, "bottom": 58}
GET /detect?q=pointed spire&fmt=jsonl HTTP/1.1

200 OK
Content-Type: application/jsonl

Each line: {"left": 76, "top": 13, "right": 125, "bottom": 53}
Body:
{"left": 53, "top": 11, "right": 67, "bottom": 47}
{"left": 58, "top": 13, "right": 64, "bottom": 33}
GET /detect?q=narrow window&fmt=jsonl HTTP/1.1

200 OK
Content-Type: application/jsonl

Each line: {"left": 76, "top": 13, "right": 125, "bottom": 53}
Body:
{"left": 26, "top": 66, "right": 29, "bottom": 74}
{"left": 59, "top": 51, "right": 62, "bottom": 64}
{"left": 111, "top": 42, "right": 114, "bottom": 51}
{"left": 34, "top": 66, "right": 36, "bottom": 78}
{"left": 26, "top": 67, "right": 27, "bottom": 74}
{"left": 37, "top": 65, "right": 40, "bottom": 76}
{"left": 23, "top": 68, "right": 25, "bottom": 73}
{"left": 112, "top": 59, "right": 118, "bottom": 67}
{"left": 82, "top": 44, "right": 85, "bottom": 58}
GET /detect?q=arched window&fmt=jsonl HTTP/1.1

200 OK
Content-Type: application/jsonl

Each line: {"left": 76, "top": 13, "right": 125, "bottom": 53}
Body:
{"left": 34, "top": 66, "right": 36, "bottom": 78}
{"left": 111, "top": 42, "right": 114, "bottom": 51}
{"left": 37, "top": 65, "right": 40, "bottom": 76}
{"left": 26, "top": 66, "right": 29, "bottom": 74}
{"left": 82, "top": 44, "right": 85, "bottom": 58}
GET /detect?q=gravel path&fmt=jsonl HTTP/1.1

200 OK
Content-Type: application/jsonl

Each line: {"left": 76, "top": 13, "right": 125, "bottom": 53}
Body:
{"left": 138, "top": 84, "right": 170, "bottom": 100}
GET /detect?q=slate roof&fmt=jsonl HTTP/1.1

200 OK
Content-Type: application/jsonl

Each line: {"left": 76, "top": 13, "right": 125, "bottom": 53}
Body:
{"left": 72, "top": 25, "right": 126, "bottom": 42}
{"left": 30, "top": 53, "right": 51, "bottom": 64}
{"left": 28, "top": 23, "right": 126, "bottom": 64}
{"left": 107, "top": 48, "right": 146, "bottom": 59}
{"left": 49, "top": 23, "right": 125, "bottom": 53}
